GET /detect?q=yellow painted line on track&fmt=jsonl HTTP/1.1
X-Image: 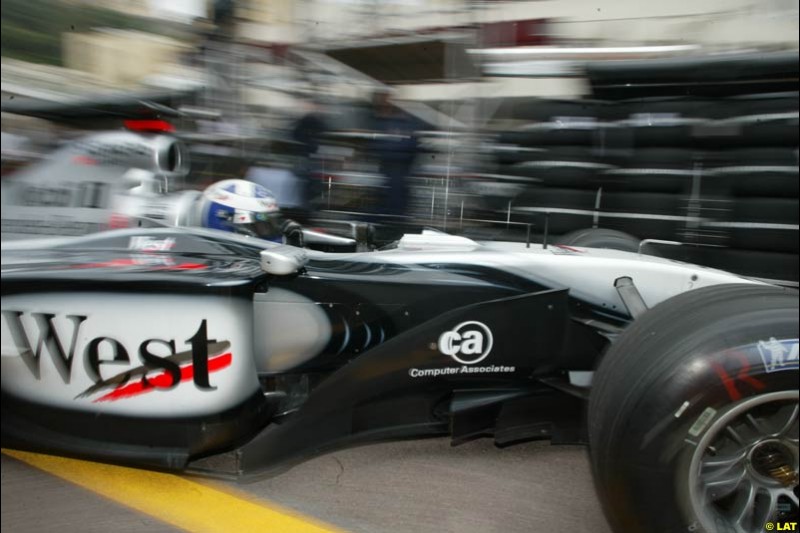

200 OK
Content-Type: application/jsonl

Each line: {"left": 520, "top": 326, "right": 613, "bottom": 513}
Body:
{"left": 3, "top": 448, "right": 344, "bottom": 533}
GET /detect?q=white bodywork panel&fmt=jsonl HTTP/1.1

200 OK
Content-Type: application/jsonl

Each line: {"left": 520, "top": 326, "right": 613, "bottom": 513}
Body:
{"left": 253, "top": 288, "right": 332, "bottom": 373}
{"left": 0, "top": 293, "right": 259, "bottom": 416}
{"left": 311, "top": 235, "right": 761, "bottom": 316}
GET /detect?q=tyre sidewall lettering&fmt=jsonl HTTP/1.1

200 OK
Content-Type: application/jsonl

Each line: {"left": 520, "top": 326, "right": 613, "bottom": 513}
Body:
{"left": 621, "top": 344, "right": 797, "bottom": 533}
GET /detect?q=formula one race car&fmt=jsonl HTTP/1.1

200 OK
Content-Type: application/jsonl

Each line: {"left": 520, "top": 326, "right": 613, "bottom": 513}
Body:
{"left": 1, "top": 227, "right": 797, "bottom": 533}
{"left": 0, "top": 126, "right": 362, "bottom": 252}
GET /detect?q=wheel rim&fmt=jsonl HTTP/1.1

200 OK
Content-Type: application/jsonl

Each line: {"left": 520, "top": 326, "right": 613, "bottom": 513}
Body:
{"left": 688, "top": 391, "right": 799, "bottom": 533}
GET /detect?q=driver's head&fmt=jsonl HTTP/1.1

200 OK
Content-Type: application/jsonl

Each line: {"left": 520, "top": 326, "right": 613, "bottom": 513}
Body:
{"left": 200, "top": 179, "right": 284, "bottom": 242}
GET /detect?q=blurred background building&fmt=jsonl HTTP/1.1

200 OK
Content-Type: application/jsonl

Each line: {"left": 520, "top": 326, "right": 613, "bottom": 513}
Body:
{"left": 5, "top": 1, "right": 799, "bottom": 108}
{"left": 63, "top": 29, "right": 189, "bottom": 86}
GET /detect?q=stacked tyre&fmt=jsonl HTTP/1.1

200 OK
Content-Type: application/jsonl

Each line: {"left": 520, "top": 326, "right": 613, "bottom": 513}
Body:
{"left": 490, "top": 91, "right": 798, "bottom": 283}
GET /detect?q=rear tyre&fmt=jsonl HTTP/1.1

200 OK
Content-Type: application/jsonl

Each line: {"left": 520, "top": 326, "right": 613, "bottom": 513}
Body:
{"left": 589, "top": 284, "right": 799, "bottom": 533}
{"left": 558, "top": 228, "right": 641, "bottom": 253}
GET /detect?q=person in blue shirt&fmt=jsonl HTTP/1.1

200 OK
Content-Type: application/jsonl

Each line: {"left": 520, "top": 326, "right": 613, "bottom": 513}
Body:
{"left": 369, "top": 90, "right": 419, "bottom": 219}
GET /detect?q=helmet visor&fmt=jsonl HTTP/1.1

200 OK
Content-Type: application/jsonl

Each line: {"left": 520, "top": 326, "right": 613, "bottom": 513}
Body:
{"left": 236, "top": 212, "right": 283, "bottom": 241}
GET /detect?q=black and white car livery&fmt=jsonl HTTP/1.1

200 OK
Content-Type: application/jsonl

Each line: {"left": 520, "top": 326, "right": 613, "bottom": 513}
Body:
{"left": 1, "top": 227, "right": 797, "bottom": 533}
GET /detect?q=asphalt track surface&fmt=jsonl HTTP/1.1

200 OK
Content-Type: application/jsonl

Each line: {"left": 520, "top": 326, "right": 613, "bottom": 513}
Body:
{"left": 2, "top": 438, "right": 612, "bottom": 533}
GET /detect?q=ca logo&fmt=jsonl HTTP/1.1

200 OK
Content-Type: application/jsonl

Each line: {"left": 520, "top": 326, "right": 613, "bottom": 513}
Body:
{"left": 437, "top": 321, "right": 493, "bottom": 364}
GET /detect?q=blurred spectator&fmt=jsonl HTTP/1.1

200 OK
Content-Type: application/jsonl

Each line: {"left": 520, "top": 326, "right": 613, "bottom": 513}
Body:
{"left": 370, "top": 90, "right": 419, "bottom": 218}
{"left": 211, "top": 0, "right": 236, "bottom": 40}
{"left": 290, "top": 99, "right": 328, "bottom": 222}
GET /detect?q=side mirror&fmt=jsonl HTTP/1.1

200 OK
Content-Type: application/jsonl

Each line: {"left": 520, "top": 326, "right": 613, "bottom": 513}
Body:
{"left": 260, "top": 245, "right": 308, "bottom": 276}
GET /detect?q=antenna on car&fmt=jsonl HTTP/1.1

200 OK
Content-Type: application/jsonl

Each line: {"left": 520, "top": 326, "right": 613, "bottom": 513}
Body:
{"left": 542, "top": 212, "right": 550, "bottom": 249}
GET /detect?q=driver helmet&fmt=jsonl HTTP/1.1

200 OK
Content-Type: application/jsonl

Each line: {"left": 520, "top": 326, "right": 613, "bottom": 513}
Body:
{"left": 200, "top": 179, "right": 284, "bottom": 242}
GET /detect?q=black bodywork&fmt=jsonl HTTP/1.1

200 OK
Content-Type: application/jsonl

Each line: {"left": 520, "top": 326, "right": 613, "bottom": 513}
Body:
{"left": 1, "top": 229, "right": 614, "bottom": 478}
